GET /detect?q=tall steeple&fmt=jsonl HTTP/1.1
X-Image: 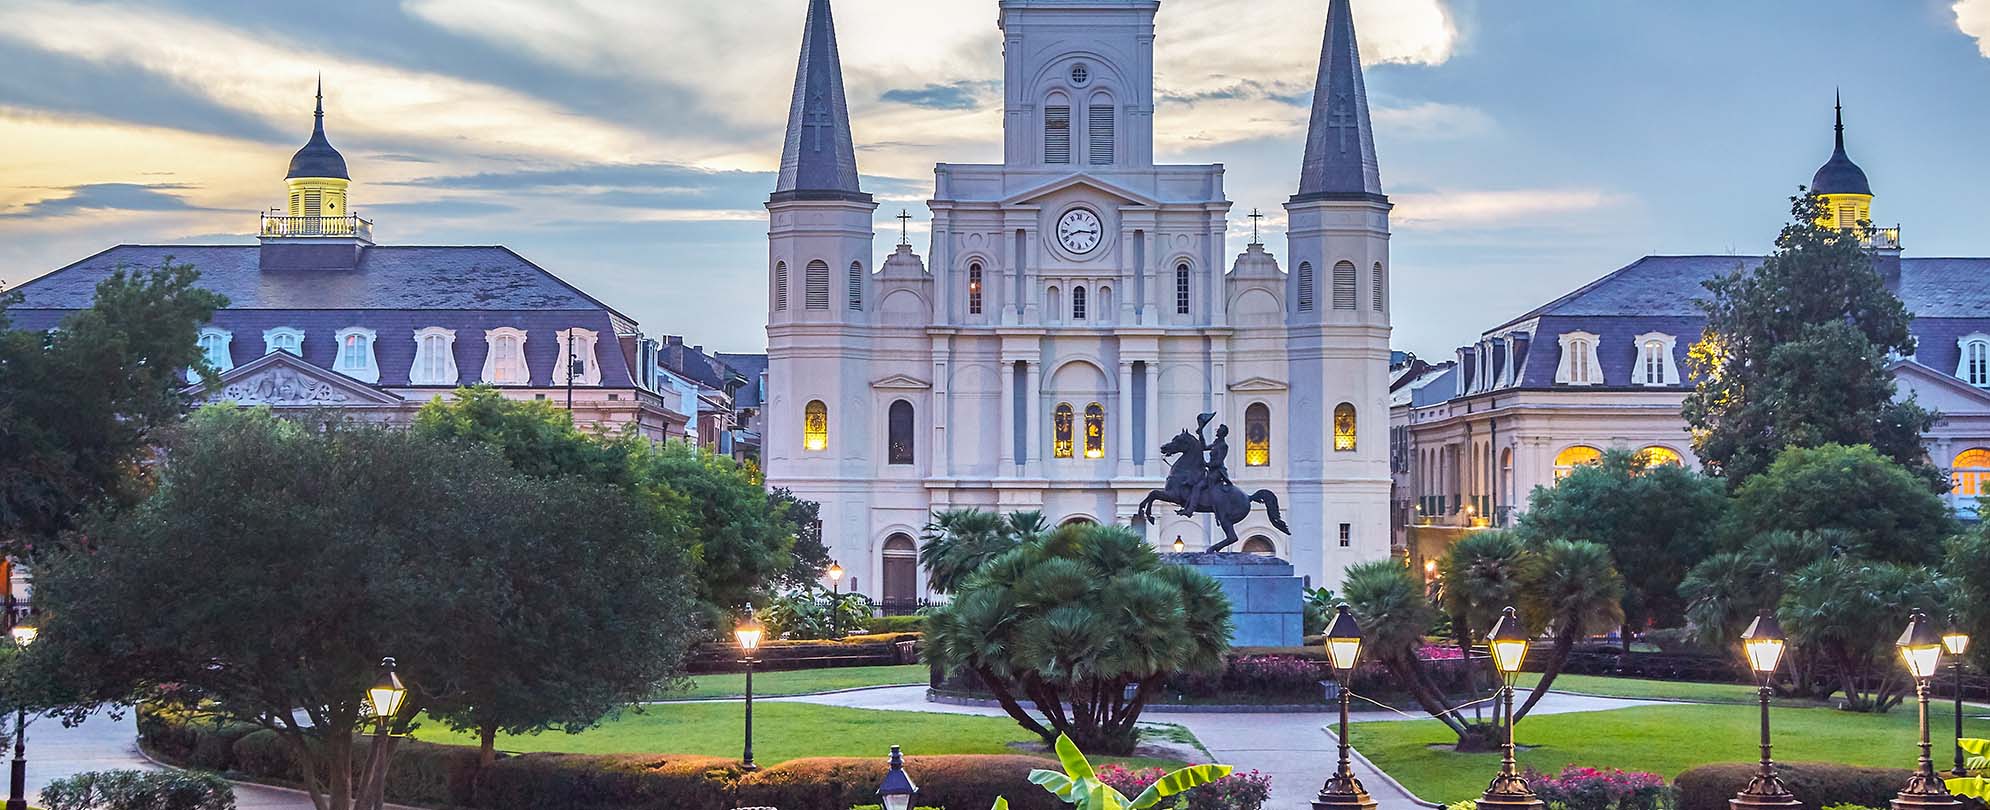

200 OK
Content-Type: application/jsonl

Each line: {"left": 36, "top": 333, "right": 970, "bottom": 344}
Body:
{"left": 1294, "top": 0, "right": 1383, "bottom": 201}
{"left": 773, "top": 0, "right": 868, "bottom": 202}
{"left": 287, "top": 75, "right": 350, "bottom": 181}
{"left": 1812, "top": 91, "right": 1875, "bottom": 232}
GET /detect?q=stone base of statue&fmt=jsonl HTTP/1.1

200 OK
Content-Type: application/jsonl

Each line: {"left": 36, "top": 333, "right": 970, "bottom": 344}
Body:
{"left": 1161, "top": 552, "right": 1304, "bottom": 647}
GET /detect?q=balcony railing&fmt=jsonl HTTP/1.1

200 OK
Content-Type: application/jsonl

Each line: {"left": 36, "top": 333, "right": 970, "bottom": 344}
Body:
{"left": 260, "top": 213, "right": 373, "bottom": 241}
{"left": 1860, "top": 225, "right": 1901, "bottom": 250}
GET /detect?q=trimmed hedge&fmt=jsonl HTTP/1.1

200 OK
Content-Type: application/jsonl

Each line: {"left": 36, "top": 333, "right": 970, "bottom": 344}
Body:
{"left": 864, "top": 615, "right": 926, "bottom": 635}
{"left": 1674, "top": 762, "right": 1913, "bottom": 810}
{"left": 473, "top": 752, "right": 742, "bottom": 810}
{"left": 735, "top": 755, "right": 1059, "bottom": 810}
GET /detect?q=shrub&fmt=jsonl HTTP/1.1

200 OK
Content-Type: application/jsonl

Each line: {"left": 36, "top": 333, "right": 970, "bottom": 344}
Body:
{"left": 385, "top": 738, "right": 484, "bottom": 807}
{"left": 737, "top": 754, "right": 1061, "bottom": 810}
{"left": 762, "top": 590, "right": 877, "bottom": 640}
{"left": 1674, "top": 762, "right": 1913, "bottom": 810}
{"left": 136, "top": 703, "right": 258, "bottom": 772}
{"left": 40, "top": 769, "right": 236, "bottom": 810}
{"left": 1524, "top": 765, "right": 1672, "bottom": 810}
{"left": 472, "top": 752, "right": 743, "bottom": 810}
{"left": 864, "top": 615, "right": 926, "bottom": 635}
{"left": 1096, "top": 763, "right": 1272, "bottom": 810}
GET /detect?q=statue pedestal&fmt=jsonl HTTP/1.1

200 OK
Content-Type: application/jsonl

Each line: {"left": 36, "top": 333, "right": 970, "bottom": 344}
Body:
{"left": 1161, "top": 552, "right": 1304, "bottom": 648}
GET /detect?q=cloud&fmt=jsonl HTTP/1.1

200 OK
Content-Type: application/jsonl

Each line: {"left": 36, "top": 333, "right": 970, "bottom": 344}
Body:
{"left": 387, "top": 161, "right": 924, "bottom": 211}
{"left": 1391, "top": 189, "right": 1628, "bottom": 229}
{"left": 1957, "top": 0, "right": 1990, "bottom": 57}
{"left": 0, "top": 183, "right": 212, "bottom": 218}
{"left": 881, "top": 81, "right": 997, "bottom": 111}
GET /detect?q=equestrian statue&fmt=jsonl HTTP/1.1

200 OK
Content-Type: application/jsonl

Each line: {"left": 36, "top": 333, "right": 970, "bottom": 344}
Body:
{"left": 1137, "top": 412, "right": 1291, "bottom": 553}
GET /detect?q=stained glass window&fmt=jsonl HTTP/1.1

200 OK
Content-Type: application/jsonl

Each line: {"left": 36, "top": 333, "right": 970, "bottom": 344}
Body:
{"left": 1053, "top": 402, "right": 1075, "bottom": 459}
{"left": 1244, "top": 403, "right": 1270, "bottom": 466}
{"left": 1333, "top": 402, "right": 1357, "bottom": 452}
{"left": 804, "top": 400, "right": 829, "bottom": 452}
{"left": 1084, "top": 402, "right": 1105, "bottom": 459}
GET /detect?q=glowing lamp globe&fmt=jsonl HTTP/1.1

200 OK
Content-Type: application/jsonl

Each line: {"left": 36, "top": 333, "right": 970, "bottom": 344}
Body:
{"left": 735, "top": 607, "right": 766, "bottom": 653}
{"left": 1487, "top": 607, "right": 1530, "bottom": 675}
{"left": 368, "top": 657, "right": 408, "bottom": 722}
{"left": 1740, "top": 611, "right": 1787, "bottom": 676}
{"left": 1172, "top": 536, "right": 1185, "bottom": 553}
{"left": 1943, "top": 618, "right": 1970, "bottom": 657}
{"left": 1897, "top": 611, "right": 1945, "bottom": 680}
{"left": 9, "top": 620, "right": 37, "bottom": 648}
{"left": 827, "top": 562, "right": 845, "bottom": 584}
{"left": 1324, "top": 605, "right": 1364, "bottom": 673}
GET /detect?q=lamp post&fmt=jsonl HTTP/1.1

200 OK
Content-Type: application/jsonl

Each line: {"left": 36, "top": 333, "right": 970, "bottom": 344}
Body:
{"left": 1943, "top": 617, "right": 1972, "bottom": 777}
{"left": 878, "top": 745, "right": 919, "bottom": 810}
{"left": 1315, "top": 605, "right": 1376, "bottom": 810}
{"left": 1730, "top": 611, "right": 1800, "bottom": 810}
{"left": 1173, "top": 535, "right": 1186, "bottom": 554}
{"left": 828, "top": 562, "right": 845, "bottom": 595}
{"left": 1477, "top": 607, "right": 1543, "bottom": 810}
{"left": 736, "top": 606, "right": 765, "bottom": 772}
{"left": 4, "top": 617, "right": 35, "bottom": 810}
{"left": 1894, "top": 611, "right": 1962, "bottom": 810}
{"left": 363, "top": 657, "right": 408, "bottom": 810}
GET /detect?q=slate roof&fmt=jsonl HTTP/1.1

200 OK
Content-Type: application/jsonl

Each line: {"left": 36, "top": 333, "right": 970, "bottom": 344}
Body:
{"left": 1293, "top": 0, "right": 1384, "bottom": 202}
{"left": 772, "top": 0, "right": 867, "bottom": 202}
{"left": 715, "top": 352, "right": 768, "bottom": 408}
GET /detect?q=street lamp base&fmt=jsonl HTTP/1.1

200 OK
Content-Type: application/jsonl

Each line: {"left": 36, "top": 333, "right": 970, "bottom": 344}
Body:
{"left": 1891, "top": 792, "right": 1962, "bottom": 810}
{"left": 1730, "top": 792, "right": 1803, "bottom": 810}
{"left": 1314, "top": 787, "right": 1378, "bottom": 810}
{"left": 1476, "top": 792, "right": 1546, "bottom": 810}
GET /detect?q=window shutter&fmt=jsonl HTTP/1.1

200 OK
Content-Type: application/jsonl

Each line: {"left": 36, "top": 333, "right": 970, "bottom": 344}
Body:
{"left": 849, "top": 262, "right": 863, "bottom": 311}
{"left": 1332, "top": 261, "right": 1357, "bottom": 310}
{"left": 1372, "top": 263, "right": 1385, "bottom": 312}
{"left": 1044, "top": 106, "right": 1071, "bottom": 164}
{"left": 1297, "top": 262, "right": 1314, "bottom": 312}
{"left": 805, "top": 260, "right": 830, "bottom": 310}
{"left": 1087, "top": 105, "right": 1114, "bottom": 165}
{"left": 774, "top": 262, "right": 787, "bottom": 311}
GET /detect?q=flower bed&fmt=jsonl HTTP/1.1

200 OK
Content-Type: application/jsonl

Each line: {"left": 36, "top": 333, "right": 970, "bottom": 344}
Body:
{"left": 1524, "top": 765, "right": 1673, "bottom": 810}
{"left": 1097, "top": 763, "right": 1272, "bottom": 810}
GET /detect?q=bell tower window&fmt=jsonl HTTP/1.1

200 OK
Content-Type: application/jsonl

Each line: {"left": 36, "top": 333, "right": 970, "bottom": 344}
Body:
{"left": 1044, "top": 105, "right": 1072, "bottom": 164}
{"left": 1088, "top": 103, "right": 1115, "bottom": 165}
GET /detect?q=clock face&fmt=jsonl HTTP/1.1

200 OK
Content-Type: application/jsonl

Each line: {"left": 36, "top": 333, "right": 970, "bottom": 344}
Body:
{"left": 1057, "top": 208, "right": 1103, "bottom": 255}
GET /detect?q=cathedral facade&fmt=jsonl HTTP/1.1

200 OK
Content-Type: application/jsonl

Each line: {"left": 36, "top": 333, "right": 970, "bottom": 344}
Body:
{"left": 762, "top": 0, "right": 1394, "bottom": 606}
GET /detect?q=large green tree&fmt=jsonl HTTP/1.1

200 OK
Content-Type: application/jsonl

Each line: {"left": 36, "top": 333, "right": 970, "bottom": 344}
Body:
{"left": 1683, "top": 192, "right": 1938, "bottom": 486}
{"left": 1721, "top": 443, "right": 1953, "bottom": 565}
{"left": 923, "top": 520, "right": 1229, "bottom": 755}
{"left": 1779, "top": 556, "right": 1947, "bottom": 713}
{"left": 0, "top": 262, "right": 225, "bottom": 556}
{"left": 29, "top": 409, "right": 693, "bottom": 808}
{"left": 1517, "top": 450, "right": 1728, "bottom": 632}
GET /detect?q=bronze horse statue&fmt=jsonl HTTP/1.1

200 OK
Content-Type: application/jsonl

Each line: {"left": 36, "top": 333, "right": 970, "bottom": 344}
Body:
{"left": 1138, "top": 427, "right": 1291, "bottom": 552}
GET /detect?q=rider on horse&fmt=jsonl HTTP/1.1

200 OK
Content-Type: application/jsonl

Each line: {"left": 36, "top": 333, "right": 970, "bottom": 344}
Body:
{"left": 1178, "top": 413, "right": 1232, "bottom": 516}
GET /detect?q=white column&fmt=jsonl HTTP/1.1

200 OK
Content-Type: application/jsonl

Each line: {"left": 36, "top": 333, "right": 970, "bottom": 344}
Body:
{"left": 1142, "top": 359, "right": 1160, "bottom": 477}
{"left": 1024, "top": 359, "right": 1044, "bottom": 478}
{"left": 999, "top": 358, "right": 1017, "bottom": 470}
{"left": 932, "top": 352, "right": 951, "bottom": 477}
{"left": 1116, "top": 359, "right": 1135, "bottom": 478}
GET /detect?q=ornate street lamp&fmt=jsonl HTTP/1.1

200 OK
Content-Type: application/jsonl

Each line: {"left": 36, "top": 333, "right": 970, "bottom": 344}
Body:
{"left": 1315, "top": 605, "right": 1376, "bottom": 810}
{"left": 361, "top": 657, "right": 409, "bottom": 810}
{"left": 4, "top": 617, "right": 35, "bottom": 810}
{"left": 828, "top": 562, "right": 845, "bottom": 595}
{"left": 1477, "top": 607, "right": 1543, "bottom": 810}
{"left": 1943, "top": 617, "right": 1972, "bottom": 777}
{"left": 1730, "top": 611, "right": 1800, "bottom": 810}
{"left": 878, "top": 745, "right": 919, "bottom": 810}
{"left": 736, "top": 606, "right": 765, "bottom": 772}
{"left": 1894, "top": 611, "right": 1962, "bottom": 810}
{"left": 1173, "top": 536, "right": 1186, "bottom": 554}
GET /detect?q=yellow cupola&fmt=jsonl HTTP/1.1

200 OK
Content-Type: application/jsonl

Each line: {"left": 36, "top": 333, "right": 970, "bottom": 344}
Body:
{"left": 1811, "top": 92, "right": 1872, "bottom": 232}
{"left": 284, "top": 77, "right": 351, "bottom": 221}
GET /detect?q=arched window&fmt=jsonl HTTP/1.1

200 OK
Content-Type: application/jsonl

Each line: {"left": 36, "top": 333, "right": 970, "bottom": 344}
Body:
{"left": 555, "top": 327, "right": 601, "bottom": 386}
{"left": 1554, "top": 445, "right": 1603, "bottom": 479}
{"left": 1072, "top": 286, "right": 1088, "bottom": 320}
{"left": 803, "top": 400, "right": 829, "bottom": 452}
{"left": 1242, "top": 536, "right": 1276, "bottom": 556}
{"left": 1372, "top": 262, "right": 1385, "bottom": 312}
{"left": 882, "top": 533, "right": 919, "bottom": 609}
{"left": 968, "top": 262, "right": 984, "bottom": 315}
{"left": 1959, "top": 336, "right": 1990, "bottom": 387}
{"left": 410, "top": 327, "right": 457, "bottom": 385}
{"left": 1636, "top": 446, "right": 1683, "bottom": 468}
{"left": 1333, "top": 402, "right": 1357, "bottom": 451}
{"left": 1175, "top": 263, "right": 1191, "bottom": 315}
{"left": 887, "top": 400, "right": 915, "bottom": 465}
{"left": 805, "top": 260, "right": 830, "bottom": 310}
{"left": 1556, "top": 331, "right": 1601, "bottom": 386}
{"left": 1297, "top": 262, "right": 1315, "bottom": 312}
{"left": 262, "top": 327, "right": 304, "bottom": 357}
{"left": 191, "top": 328, "right": 233, "bottom": 382}
{"left": 1954, "top": 448, "right": 1990, "bottom": 497}
{"left": 1084, "top": 402, "right": 1105, "bottom": 458}
{"left": 1044, "top": 103, "right": 1072, "bottom": 164}
{"left": 849, "top": 262, "right": 864, "bottom": 311}
{"left": 774, "top": 261, "right": 788, "bottom": 311}
{"left": 1331, "top": 261, "right": 1357, "bottom": 310}
{"left": 483, "top": 328, "right": 529, "bottom": 385}
{"left": 1053, "top": 402, "right": 1075, "bottom": 459}
{"left": 1244, "top": 403, "right": 1271, "bottom": 466}
{"left": 334, "top": 327, "right": 380, "bottom": 384}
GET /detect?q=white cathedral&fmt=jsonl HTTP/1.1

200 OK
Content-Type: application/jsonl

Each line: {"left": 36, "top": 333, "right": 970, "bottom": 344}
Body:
{"left": 763, "top": 0, "right": 1393, "bottom": 607}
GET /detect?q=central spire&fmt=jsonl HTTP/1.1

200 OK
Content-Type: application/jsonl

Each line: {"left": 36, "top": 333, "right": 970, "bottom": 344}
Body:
{"left": 287, "top": 75, "right": 349, "bottom": 181}
{"left": 1294, "top": 0, "right": 1383, "bottom": 202}
{"left": 773, "top": 0, "right": 868, "bottom": 202}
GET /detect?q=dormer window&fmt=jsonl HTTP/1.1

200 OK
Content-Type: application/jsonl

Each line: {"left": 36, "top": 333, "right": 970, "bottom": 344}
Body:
{"left": 483, "top": 327, "right": 530, "bottom": 385}
{"left": 1555, "top": 331, "right": 1601, "bottom": 386}
{"left": 263, "top": 327, "right": 304, "bottom": 357}
{"left": 410, "top": 327, "right": 458, "bottom": 386}
{"left": 1635, "top": 332, "right": 1680, "bottom": 386}
{"left": 1959, "top": 334, "right": 1990, "bottom": 388}
{"left": 191, "top": 327, "right": 233, "bottom": 382}
{"left": 555, "top": 327, "right": 602, "bottom": 387}
{"left": 333, "top": 327, "right": 380, "bottom": 383}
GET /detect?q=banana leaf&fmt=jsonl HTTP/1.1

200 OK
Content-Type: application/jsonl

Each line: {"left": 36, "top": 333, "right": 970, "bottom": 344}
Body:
{"left": 1129, "top": 764, "right": 1236, "bottom": 809}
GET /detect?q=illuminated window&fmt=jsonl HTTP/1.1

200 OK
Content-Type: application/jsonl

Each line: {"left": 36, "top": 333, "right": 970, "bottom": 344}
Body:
{"left": 887, "top": 400, "right": 914, "bottom": 465}
{"left": 190, "top": 328, "right": 233, "bottom": 382}
{"left": 774, "top": 261, "right": 787, "bottom": 311}
{"left": 262, "top": 327, "right": 304, "bottom": 357}
{"left": 482, "top": 328, "right": 530, "bottom": 386}
{"left": 1242, "top": 536, "right": 1275, "bottom": 556}
{"left": 805, "top": 260, "right": 830, "bottom": 310}
{"left": 1332, "top": 261, "right": 1357, "bottom": 310}
{"left": 1959, "top": 336, "right": 1990, "bottom": 387}
{"left": 1333, "top": 402, "right": 1357, "bottom": 451}
{"left": 410, "top": 327, "right": 457, "bottom": 385}
{"left": 1554, "top": 445, "right": 1603, "bottom": 479}
{"left": 1053, "top": 402, "right": 1075, "bottom": 459}
{"left": 1636, "top": 446, "right": 1683, "bottom": 468}
{"left": 333, "top": 327, "right": 380, "bottom": 384}
{"left": 1296, "top": 262, "right": 1314, "bottom": 312}
{"left": 1084, "top": 402, "right": 1105, "bottom": 458}
{"left": 1072, "top": 286, "right": 1088, "bottom": 320}
{"left": 968, "top": 262, "right": 983, "bottom": 315}
{"left": 1955, "top": 448, "right": 1990, "bottom": 497}
{"left": 1244, "top": 402, "right": 1271, "bottom": 466}
{"left": 804, "top": 400, "right": 829, "bottom": 452}
{"left": 1176, "top": 263, "right": 1191, "bottom": 315}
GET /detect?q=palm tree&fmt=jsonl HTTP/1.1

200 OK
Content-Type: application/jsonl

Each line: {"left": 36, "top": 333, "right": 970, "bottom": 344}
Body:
{"left": 1437, "top": 530, "right": 1528, "bottom": 654}
{"left": 1513, "top": 539, "right": 1624, "bottom": 719}
{"left": 919, "top": 509, "right": 1044, "bottom": 594}
{"left": 1343, "top": 560, "right": 1500, "bottom": 750}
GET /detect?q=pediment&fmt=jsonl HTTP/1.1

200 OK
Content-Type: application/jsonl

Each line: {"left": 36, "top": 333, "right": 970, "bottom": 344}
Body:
{"left": 1890, "top": 359, "right": 1990, "bottom": 411}
{"left": 1000, "top": 174, "right": 1162, "bottom": 208}
{"left": 872, "top": 374, "right": 932, "bottom": 390}
{"left": 187, "top": 352, "right": 405, "bottom": 407}
{"left": 1227, "top": 376, "right": 1289, "bottom": 392}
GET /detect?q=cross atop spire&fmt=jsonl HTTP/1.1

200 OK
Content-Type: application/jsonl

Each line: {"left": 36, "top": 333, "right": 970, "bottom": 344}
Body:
{"left": 1293, "top": 0, "right": 1384, "bottom": 202}
{"left": 1247, "top": 208, "right": 1264, "bottom": 246}
{"left": 773, "top": 0, "right": 868, "bottom": 203}
{"left": 896, "top": 209, "right": 912, "bottom": 247}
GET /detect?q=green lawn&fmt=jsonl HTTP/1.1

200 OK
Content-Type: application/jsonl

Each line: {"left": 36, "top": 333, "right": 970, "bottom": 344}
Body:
{"left": 1517, "top": 673, "right": 1768, "bottom": 704}
{"left": 664, "top": 664, "right": 928, "bottom": 700}
{"left": 411, "top": 701, "right": 1182, "bottom": 769}
{"left": 1350, "top": 703, "right": 1958, "bottom": 804}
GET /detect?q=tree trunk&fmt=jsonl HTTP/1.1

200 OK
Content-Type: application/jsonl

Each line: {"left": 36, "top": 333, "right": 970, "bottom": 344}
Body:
{"left": 1514, "top": 627, "right": 1576, "bottom": 722}
{"left": 479, "top": 725, "right": 499, "bottom": 768}
{"left": 974, "top": 666, "right": 1055, "bottom": 741}
{"left": 1383, "top": 652, "right": 1470, "bottom": 739}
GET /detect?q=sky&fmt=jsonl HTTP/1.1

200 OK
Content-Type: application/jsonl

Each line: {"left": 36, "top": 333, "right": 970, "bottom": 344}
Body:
{"left": 2, "top": 0, "right": 1988, "bottom": 358}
